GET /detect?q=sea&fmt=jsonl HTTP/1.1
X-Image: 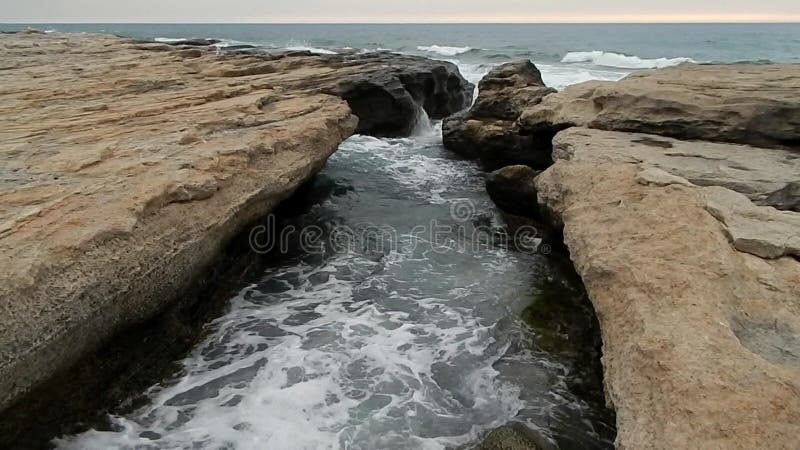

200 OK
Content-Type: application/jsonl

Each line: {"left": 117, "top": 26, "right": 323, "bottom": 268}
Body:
{"left": 4, "top": 23, "right": 799, "bottom": 450}
{"left": 3, "top": 23, "right": 800, "bottom": 88}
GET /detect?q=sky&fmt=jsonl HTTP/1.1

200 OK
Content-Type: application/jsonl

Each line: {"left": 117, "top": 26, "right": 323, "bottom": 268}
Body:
{"left": 2, "top": 0, "right": 800, "bottom": 23}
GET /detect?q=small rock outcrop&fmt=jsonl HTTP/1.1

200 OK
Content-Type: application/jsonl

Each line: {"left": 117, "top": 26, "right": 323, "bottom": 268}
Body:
{"left": 0, "top": 32, "right": 473, "bottom": 416}
{"left": 443, "top": 61, "right": 556, "bottom": 168}
{"left": 470, "top": 423, "right": 554, "bottom": 450}
{"left": 485, "top": 165, "right": 541, "bottom": 217}
{"left": 520, "top": 64, "right": 800, "bottom": 149}
{"left": 333, "top": 53, "right": 474, "bottom": 136}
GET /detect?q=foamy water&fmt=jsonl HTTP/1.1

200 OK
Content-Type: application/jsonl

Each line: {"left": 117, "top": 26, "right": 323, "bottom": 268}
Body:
{"left": 56, "top": 121, "right": 614, "bottom": 449}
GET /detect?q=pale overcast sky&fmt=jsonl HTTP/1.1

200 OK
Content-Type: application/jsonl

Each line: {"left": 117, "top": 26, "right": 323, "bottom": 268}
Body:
{"left": 2, "top": 0, "right": 799, "bottom": 23}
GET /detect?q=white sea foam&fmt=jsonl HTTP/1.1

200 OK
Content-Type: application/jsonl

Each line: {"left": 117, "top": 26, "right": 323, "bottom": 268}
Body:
{"left": 284, "top": 45, "right": 338, "bottom": 55}
{"left": 538, "top": 63, "right": 628, "bottom": 90}
{"left": 153, "top": 37, "right": 186, "bottom": 43}
{"left": 561, "top": 50, "right": 696, "bottom": 69}
{"left": 418, "top": 45, "right": 473, "bottom": 56}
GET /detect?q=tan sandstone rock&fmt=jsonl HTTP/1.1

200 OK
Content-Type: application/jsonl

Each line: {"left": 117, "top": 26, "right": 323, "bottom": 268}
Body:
{"left": 535, "top": 127, "right": 800, "bottom": 449}
{"left": 552, "top": 127, "right": 800, "bottom": 208}
{"left": 521, "top": 64, "right": 800, "bottom": 149}
{"left": 443, "top": 61, "right": 556, "bottom": 167}
{"left": 0, "top": 31, "right": 471, "bottom": 413}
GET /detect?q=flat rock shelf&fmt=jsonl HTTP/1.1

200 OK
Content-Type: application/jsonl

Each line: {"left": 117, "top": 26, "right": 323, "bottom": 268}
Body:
{"left": 0, "top": 30, "right": 473, "bottom": 426}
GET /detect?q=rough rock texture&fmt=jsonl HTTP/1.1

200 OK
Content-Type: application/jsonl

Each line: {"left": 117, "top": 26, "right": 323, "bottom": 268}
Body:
{"left": 443, "top": 61, "right": 556, "bottom": 168}
{"left": 704, "top": 187, "right": 800, "bottom": 259}
{"left": 520, "top": 64, "right": 800, "bottom": 149}
{"left": 767, "top": 181, "right": 800, "bottom": 212}
{"left": 485, "top": 165, "right": 541, "bottom": 217}
{"left": 0, "top": 32, "right": 471, "bottom": 412}
{"left": 553, "top": 127, "right": 800, "bottom": 209}
{"left": 332, "top": 53, "right": 474, "bottom": 136}
{"left": 470, "top": 423, "right": 554, "bottom": 450}
{"left": 535, "top": 127, "right": 800, "bottom": 449}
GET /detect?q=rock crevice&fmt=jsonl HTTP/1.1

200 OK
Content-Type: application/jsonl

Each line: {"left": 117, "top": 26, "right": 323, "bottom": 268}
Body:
{"left": 0, "top": 32, "right": 472, "bottom": 414}
{"left": 471, "top": 62, "right": 800, "bottom": 449}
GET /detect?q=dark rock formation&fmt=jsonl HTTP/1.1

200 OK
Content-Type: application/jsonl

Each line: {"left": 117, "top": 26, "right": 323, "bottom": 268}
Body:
{"left": 486, "top": 165, "right": 541, "bottom": 218}
{"left": 332, "top": 53, "right": 474, "bottom": 136}
{"left": 766, "top": 182, "right": 800, "bottom": 212}
{"left": 443, "top": 60, "right": 556, "bottom": 168}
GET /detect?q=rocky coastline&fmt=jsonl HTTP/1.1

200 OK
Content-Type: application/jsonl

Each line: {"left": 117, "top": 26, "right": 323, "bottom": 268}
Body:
{"left": 3, "top": 29, "right": 799, "bottom": 450}
{"left": 0, "top": 30, "right": 473, "bottom": 435}
{"left": 447, "top": 62, "right": 800, "bottom": 448}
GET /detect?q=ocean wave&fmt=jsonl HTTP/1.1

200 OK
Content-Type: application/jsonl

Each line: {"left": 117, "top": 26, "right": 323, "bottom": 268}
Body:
{"left": 417, "top": 45, "right": 473, "bottom": 56}
{"left": 154, "top": 37, "right": 186, "bottom": 43}
{"left": 561, "top": 51, "right": 696, "bottom": 69}
{"left": 284, "top": 45, "right": 337, "bottom": 55}
{"left": 538, "top": 64, "right": 628, "bottom": 90}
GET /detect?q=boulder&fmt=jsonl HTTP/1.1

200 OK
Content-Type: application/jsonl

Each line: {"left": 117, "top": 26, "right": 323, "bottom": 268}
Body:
{"left": 520, "top": 64, "right": 800, "bottom": 149}
{"left": 485, "top": 165, "right": 541, "bottom": 217}
{"left": 443, "top": 61, "right": 556, "bottom": 168}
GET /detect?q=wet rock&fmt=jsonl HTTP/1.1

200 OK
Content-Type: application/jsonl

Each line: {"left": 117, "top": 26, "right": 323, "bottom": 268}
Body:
{"left": 485, "top": 165, "right": 541, "bottom": 218}
{"left": 470, "top": 423, "right": 554, "bottom": 450}
{"left": 443, "top": 61, "right": 556, "bottom": 168}
{"left": 333, "top": 54, "right": 474, "bottom": 136}
{"left": 520, "top": 64, "right": 800, "bottom": 149}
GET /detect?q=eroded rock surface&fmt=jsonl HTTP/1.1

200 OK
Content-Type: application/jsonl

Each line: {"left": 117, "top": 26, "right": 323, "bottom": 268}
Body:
{"left": 443, "top": 61, "right": 556, "bottom": 168}
{"left": 535, "top": 127, "right": 800, "bottom": 449}
{"left": 521, "top": 64, "right": 800, "bottom": 149}
{"left": 553, "top": 127, "right": 800, "bottom": 208}
{"left": 0, "top": 32, "right": 471, "bottom": 412}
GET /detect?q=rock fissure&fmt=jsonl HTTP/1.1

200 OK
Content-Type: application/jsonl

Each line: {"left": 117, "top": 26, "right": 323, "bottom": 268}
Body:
{"left": 0, "top": 31, "right": 473, "bottom": 423}
{"left": 445, "top": 60, "right": 800, "bottom": 449}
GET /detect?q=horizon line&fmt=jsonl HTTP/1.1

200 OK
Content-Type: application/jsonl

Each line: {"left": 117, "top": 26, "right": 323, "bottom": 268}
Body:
{"left": 4, "top": 20, "right": 800, "bottom": 25}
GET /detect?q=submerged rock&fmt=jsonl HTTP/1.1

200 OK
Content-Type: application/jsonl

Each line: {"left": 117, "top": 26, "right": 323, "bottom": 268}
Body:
{"left": 470, "top": 423, "right": 554, "bottom": 450}
{"left": 0, "top": 31, "right": 472, "bottom": 420}
{"left": 443, "top": 61, "right": 556, "bottom": 168}
{"left": 520, "top": 64, "right": 800, "bottom": 149}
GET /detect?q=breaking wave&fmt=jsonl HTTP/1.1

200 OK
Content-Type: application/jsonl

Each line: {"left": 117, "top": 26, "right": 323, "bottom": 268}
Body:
{"left": 417, "top": 45, "right": 473, "bottom": 56}
{"left": 284, "top": 45, "right": 338, "bottom": 55}
{"left": 561, "top": 50, "right": 696, "bottom": 69}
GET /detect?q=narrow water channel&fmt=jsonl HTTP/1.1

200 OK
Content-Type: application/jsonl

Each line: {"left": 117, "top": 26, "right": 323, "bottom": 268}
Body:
{"left": 58, "top": 123, "right": 614, "bottom": 449}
